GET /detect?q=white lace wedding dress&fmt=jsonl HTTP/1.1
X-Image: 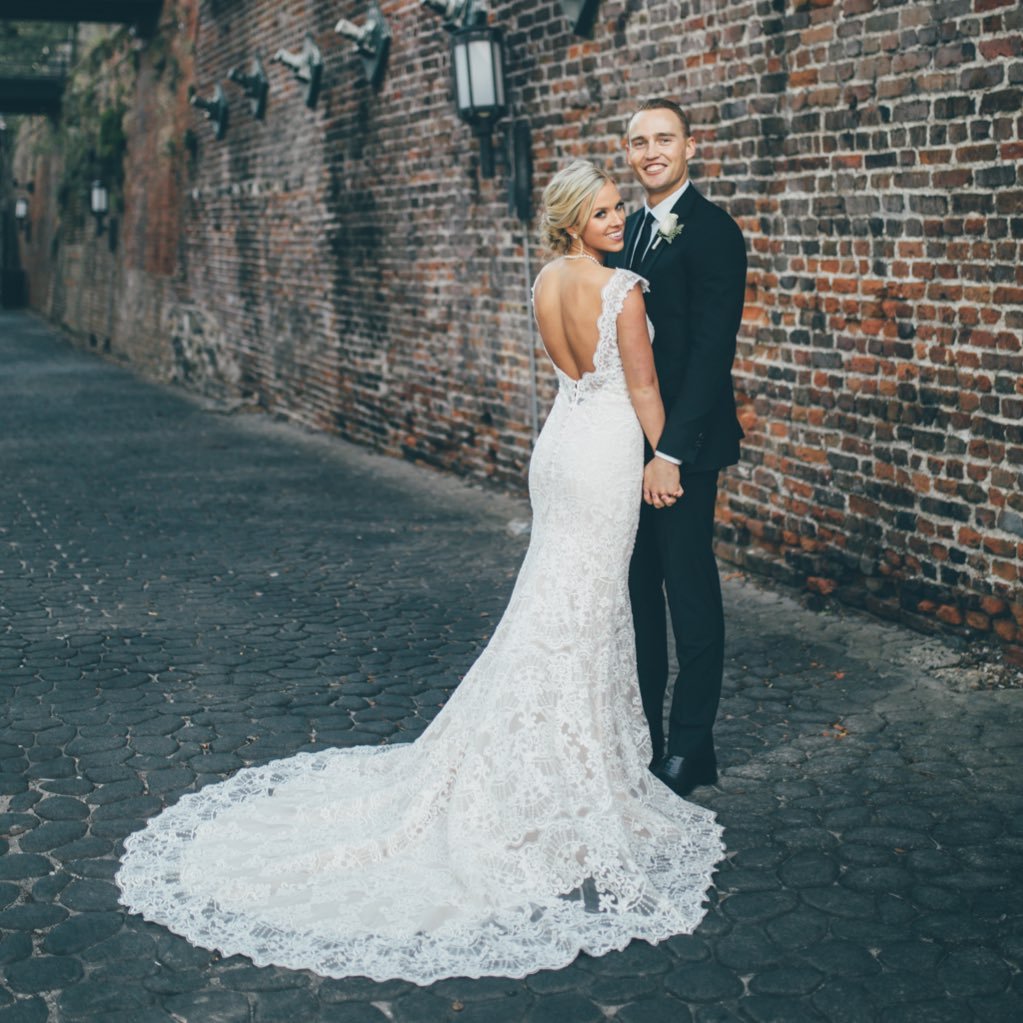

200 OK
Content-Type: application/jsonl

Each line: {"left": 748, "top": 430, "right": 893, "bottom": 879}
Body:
{"left": 117, "top": 268, "right": 724, "bottom": 984}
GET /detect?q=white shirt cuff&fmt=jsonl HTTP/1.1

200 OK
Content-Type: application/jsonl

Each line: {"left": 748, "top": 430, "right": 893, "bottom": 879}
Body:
{"left": 654, "top": 450, "right": 682, "bottom": 465}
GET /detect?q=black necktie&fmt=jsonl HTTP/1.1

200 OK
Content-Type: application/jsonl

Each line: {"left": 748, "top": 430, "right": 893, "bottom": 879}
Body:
{"left": 629, "top": 211, "right": 657, "bottom": 269}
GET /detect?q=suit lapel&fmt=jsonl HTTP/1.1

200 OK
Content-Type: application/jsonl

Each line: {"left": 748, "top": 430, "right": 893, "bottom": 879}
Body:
{"left": 637, "top": 183, "right": 700, "bottom": 276}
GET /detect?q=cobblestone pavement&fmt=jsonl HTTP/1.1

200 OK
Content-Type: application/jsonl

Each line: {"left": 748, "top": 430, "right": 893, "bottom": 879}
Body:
{"left": 1, "top": 309, "right": 1021, "bottom": 1023}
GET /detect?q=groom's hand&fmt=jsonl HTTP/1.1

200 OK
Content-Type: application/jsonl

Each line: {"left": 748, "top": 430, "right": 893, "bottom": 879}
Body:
{"left": 643, "top": 459, "right": 684, "bottom": 508}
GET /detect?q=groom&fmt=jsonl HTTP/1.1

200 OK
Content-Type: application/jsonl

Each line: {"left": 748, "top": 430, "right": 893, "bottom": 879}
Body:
{"left": 611, "top": 99, "right": 747, "bottom": 798}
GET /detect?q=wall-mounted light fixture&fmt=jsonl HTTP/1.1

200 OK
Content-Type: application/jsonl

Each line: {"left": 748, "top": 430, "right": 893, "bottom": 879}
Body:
{"left": 423, "top": 2, "right": 525, "bottom": 186}
{"left": 14, "top": 196, "right": 29, "bottom": 233}
{"left": 90, "top": 180, "right": 109, "bottom": 236}
{"left": 273, "top": 34, "right": 323, "bottom": 109}
{"left": 335, "top": 3, "right": 391, "bottom": 89}
{"left": 228, "top": 55, "right": 269, "bottom": 120}
{"left": 424, "top": 2, "right": 508, "bottom": 178}
{"left": 559, "top": 0, "right": 600, "bottom": 36}
{"left": 451, "top": 10, "right": 507, "bottom": 179}
{"left": 191, "top": 84, "right": 229, "bottom": 139}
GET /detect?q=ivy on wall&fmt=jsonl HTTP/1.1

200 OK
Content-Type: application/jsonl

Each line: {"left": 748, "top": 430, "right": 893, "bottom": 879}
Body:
{"left": 55, "top": 98, "right": 128, "bottom": 232}
{"left": 19, "top": 26, "right": 132, "bottom": 240}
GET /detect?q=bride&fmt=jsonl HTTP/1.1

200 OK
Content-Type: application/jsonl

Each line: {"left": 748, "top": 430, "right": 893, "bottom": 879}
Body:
{"left": 116, "top": 160, "right": 724, "bottom": 985}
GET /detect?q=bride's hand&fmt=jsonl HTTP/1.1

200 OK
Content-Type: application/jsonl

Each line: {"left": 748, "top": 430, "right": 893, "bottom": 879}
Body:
{"left": 643, "top": 459, "right": 684, "bottom": 508}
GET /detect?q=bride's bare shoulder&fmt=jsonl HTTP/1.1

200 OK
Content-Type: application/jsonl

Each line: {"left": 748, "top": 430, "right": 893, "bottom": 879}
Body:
{"left": 532, "top": 259, "right": 562, "bottom": 294}
{"left": 534, "top": 259, "right": 618, "bottom": 310}
{"left": 539, "top": 258, "right": 619, "bottom": 280}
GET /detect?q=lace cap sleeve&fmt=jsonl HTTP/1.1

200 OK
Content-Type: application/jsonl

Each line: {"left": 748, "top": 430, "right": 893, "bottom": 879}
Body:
{"left": 601, "top": 269, "right": 650, "bottom": 321}
{"left": 596, "top": 269, "right": 651, "bottom": 355}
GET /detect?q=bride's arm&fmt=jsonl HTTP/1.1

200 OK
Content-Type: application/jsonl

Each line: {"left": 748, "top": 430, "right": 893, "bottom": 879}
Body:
{"left": 617, "top": 286, "right": 665, "bottom": 451}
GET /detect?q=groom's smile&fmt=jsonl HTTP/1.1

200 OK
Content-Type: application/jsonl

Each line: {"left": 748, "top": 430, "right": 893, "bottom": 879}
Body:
{"left": 642, "top": 161, "right": 670, "bottom": 182}
{"left": 625, "top": 108, "right": 697, "bottom": 205}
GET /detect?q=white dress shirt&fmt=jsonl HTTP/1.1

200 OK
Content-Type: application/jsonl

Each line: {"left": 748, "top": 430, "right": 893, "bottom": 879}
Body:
{"left": 636, "top": 179, "right": 691, "bottom": 265}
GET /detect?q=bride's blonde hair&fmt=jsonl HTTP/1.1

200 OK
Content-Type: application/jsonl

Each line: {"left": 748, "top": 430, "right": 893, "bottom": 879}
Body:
{"left": 539, "top": 160, "right": 615, "bottom": 256}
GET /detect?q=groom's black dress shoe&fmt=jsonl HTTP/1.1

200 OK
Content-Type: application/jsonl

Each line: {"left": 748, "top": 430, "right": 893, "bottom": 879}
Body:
{"left": 653, "top": 755, "right": 718, "bottom": 798}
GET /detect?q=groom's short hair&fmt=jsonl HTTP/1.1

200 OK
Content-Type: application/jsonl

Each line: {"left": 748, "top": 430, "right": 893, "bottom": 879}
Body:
{"left": 636, "top": 99, "right": 691, "bottom": 137}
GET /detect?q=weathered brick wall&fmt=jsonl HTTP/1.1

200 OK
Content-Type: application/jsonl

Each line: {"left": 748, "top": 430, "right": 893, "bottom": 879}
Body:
{"left": 11, "top": 0, "right": 1023, "bottom": 658}
{"left": 705, "top": 0, "right": 1023, "bottom": 656}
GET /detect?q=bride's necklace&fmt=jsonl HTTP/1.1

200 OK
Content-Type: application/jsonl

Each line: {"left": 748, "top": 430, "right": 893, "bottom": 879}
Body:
{"left": 564, "top": 252, "right": 603, "bottom": 267}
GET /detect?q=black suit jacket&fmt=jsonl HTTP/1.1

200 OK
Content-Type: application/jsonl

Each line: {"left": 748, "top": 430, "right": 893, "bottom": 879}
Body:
{"left": 611, "top": 184, "right": 747, "bottom": 471}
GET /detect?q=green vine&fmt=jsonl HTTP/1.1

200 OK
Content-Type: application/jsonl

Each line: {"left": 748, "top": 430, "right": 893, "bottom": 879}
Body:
{"left": 55, "top": 102, "right": 127, "bottom": 228}
{"left": 50, "top": 34, "right": 130, "bottom": 232}
{"left": 96, "top": 105, "right": 128, "bottom": 208}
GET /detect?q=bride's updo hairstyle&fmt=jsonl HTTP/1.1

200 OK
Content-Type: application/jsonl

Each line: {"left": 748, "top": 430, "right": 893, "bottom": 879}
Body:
{"left": 539, "top": 160, "right": 615, "bottom": 256}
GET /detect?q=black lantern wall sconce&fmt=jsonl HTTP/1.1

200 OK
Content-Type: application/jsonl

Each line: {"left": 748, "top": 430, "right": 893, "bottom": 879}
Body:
{"left": 14, "top": 196, "right": 29, "bottom": 234}
{"left": 90, "top": 180, "right": 109, "bottom": 235}
{"left": 559, "top": 0, "right": 601, "bottom": 36}
{"left": 273, "top": 34, "right": 324, "bottom": 109}
{"left": 423, "top": 1, "right": 508, "bottom": 180}
{"left": 335, "top": 3, "right": 391, "bottom": 89}
{"left": 228, "top": 55, "right": 269, "bottom": 120}
{"left": 191, "top": 83, "right": 229, "bottom": 139}
{"left": 451, "top": 17, "right": 506, "bottom": 179}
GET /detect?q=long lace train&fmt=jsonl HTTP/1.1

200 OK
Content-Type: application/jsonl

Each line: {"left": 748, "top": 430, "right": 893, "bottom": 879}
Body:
{"left": 116, "top": 268, "right": 725, "bottom": 984}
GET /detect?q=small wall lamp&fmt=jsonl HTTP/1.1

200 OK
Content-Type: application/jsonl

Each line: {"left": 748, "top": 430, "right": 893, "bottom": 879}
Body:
{"left": 191, "top": 84, "right": 229, "bottom": 139}
{"left": 424, "top": 1, "right": 538, "bottom": 193}
{"left": 423, "top": 2, "right": 508, "bottom": 179}
{"left": 228, "top": 55, "right": 269, "bottom": 120}
{"left": 90, "top": 180, "right": 109, "bottom": 235}
{"left": 14, "top": 196, "right": 29, "bottom": 233}
{"left": 335, "top": 3, "right": 391, "bottom": 89}
{"left": 273, "top": 34, "right": 324, "bottom": 109}
{"left": 450, "top": 11, "right": 507, "bottom": 179}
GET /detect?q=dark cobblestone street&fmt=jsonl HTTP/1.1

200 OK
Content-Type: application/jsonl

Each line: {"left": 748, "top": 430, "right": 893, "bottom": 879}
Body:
{"left": 1, "top": 310, "right": 1021, "bottom": 1022}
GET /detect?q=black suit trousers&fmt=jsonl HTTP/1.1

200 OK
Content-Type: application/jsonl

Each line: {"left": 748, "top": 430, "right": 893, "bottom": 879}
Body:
{"left": 628, "top": 468, "right": 723, "bottom": 763}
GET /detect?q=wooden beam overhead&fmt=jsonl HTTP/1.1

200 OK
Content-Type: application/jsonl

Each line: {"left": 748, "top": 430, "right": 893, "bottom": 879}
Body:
{"left": 0, "top": 1, "right": 162, "bottom": 27}
{"left": 0, "top": 74, "right": 63, "bottom": 115}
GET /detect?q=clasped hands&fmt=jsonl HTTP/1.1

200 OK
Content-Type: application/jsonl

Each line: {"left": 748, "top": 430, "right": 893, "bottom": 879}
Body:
{"left": 643, "top": 458, "right": 684, "bottom": 509}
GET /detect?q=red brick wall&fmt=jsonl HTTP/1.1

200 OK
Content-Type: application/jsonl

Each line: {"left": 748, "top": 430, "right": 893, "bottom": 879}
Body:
{"left": 12, "top": 0, "right": 1023, "bottom": 656}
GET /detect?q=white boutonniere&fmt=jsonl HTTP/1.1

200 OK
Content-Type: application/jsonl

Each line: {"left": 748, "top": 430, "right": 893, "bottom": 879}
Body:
{"left": 651, "top": 212, "right": 683, "bottom": 250}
